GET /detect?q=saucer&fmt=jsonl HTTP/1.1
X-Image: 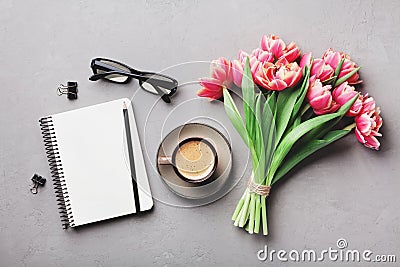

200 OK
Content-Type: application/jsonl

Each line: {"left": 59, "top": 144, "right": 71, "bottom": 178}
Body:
{"left": 156, "top": 123, "right": 232, "bottom": 199}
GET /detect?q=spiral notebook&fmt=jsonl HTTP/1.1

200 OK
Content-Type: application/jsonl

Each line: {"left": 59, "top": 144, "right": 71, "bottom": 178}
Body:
{"left": 39, "top": 98, "right": 153, "bottom": 229}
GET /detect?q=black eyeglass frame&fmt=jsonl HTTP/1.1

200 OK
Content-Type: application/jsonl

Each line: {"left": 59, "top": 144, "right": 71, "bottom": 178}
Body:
{"left": 89, "top": 58, "right": 178, "bottom": 102}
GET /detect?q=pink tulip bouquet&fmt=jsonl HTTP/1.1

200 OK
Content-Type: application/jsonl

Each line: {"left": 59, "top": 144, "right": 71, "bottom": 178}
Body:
{"left": 198, "top": 34, "right": 383, "bottom": 235}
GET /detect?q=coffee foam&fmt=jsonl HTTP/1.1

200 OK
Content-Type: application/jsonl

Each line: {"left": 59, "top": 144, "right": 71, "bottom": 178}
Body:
{"left": 175, "top": 140, "right": 215, "bottom": 180}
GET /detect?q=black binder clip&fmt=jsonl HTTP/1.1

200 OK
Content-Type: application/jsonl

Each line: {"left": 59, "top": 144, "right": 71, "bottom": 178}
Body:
{"left": 57, "top": 81, "right": 78, "bottom": 100}
{"left": 30, "top": 173, "right": 46, "bottom": 194}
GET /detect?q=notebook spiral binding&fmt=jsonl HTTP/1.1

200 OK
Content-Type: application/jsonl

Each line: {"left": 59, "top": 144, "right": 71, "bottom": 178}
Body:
{"left": 39, "top": 116, "right": 75, "bottom": 229}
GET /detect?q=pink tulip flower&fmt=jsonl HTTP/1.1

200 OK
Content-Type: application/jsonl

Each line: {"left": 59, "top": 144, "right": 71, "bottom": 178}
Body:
{"left": 311, "top": 58, "right": 335, "bottom": 82}
{"left": 232, "top": 49, "right": 275, "bottom": 87}
{"left": 332, "top": 82, "right": 363, "bottom": 117}
{"left": 279, "top": 42, "right": 301, "bottom": 63}
{"left": 260, "top": 34, "right": 286, "bottom": 59}
{"left": 307, "top": 79, "right": 340, "bottom": 115}
{"left": 300, "top": 52, "right": 334, "bottom": 82}
{"left": 355, "top": 111, "right": 382, "bottom": 150}
{"left": 234, "top": 51, "right": 258, "bottom": 88}
{"left": 251, "top": 48, "right": 274, "bottom": 64}
{"left": 197, "top": 57, "right": 233, "bottom": 100}
{"left": 210, "top": 57, "right": 233, "bottom": 85}
{"left": 232, "top": 59, "right": 244, "bottom": 87}
{"left": 354, "top": 94, "right": 383, "bottom": 150}
{"left": 322, "top": 48, "right": 344, "bottom": 69}
{"left": 323, "top": 48, "right": 361, "bottom": 84}
{"left": 255, "top": 61, "right": 302, "bottom": 91}
{"left": 238, "top": 50, "right": 249, "bottom": 62}
{"left": 260, "top": 35, "right": 300, "bottom": 63}
{"left": 300, "top": 52, "right": 312, "bottom": 67}
{"left": 198, "top": 78, "right": 225, "bottom": 100}
{"left": 339, "top": 58, "right": 362, "bottom": 84}
{"left": 359, "top": 94, "right": 376, "bottom": 114}
{"left": 238, "top": 50, "right": 262, "bottom": 77}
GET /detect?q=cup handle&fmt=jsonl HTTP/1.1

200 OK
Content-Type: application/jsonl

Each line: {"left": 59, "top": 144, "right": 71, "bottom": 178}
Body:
{"left": 158, "top": 156, "right": 172, "bottom": 165}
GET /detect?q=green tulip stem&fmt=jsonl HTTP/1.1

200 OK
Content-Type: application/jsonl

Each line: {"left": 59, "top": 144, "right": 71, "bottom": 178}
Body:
{"left": 301, "top": 103, "right": 311, "bottom": 116}
{"left": 254, "top": 194, "right": 261, "bottom": 234}
{"left": 239, "top": 190, "right": 251, "bottom": 227}
{"left": 343, "top": 122, "right": 356, "bottom": 131}
{"left": 261, "top": 195, "right": 268, "bottom": 235}
{"left": 248, "top": 192, "right": 256, "bottom": 234}
{"left": 232, "top": 190, "right": 247, "bottom": 221}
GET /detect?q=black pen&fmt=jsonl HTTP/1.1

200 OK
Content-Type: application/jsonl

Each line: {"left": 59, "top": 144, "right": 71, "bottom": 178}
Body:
{"left": 123, "top": 101, "right": 141, "bottom": 213}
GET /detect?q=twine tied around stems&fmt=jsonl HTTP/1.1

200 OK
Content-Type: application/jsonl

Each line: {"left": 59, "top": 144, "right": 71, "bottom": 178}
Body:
{"left": 247, "top": 174, "right": 271, "bottom": 197}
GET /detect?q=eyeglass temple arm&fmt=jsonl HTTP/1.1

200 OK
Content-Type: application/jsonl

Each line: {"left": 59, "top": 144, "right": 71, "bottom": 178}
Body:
{"left": 151, "top": 84, "right": 171, "bottom": 103}
{"left": 89, "top": 71, "right": 146, "bottom": 81}
{"left": 93, "top": 60, "right": 145, "bottom": 75}
{"left": 89, "top": 73, "right": 106, "bottom": 81}
{"left": 89, "top": 71, "right": 177, "bottom": 88}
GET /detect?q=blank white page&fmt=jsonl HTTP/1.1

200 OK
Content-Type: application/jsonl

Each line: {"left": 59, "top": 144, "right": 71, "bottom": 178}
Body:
{"left": 51, "top": 98, "right": 153, "bottom": 227}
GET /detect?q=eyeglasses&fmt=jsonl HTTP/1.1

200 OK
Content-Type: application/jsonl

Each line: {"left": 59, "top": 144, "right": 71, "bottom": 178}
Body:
{"left": 89, "top": 58, "right": 178, "bottom": 103}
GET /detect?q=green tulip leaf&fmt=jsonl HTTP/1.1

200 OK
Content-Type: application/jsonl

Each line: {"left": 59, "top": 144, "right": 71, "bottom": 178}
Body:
{"left": 242, "top": 57, "right": 256, "bottom": 142}
{"left": 331, "top": 58, "right": 345, "bottom": 86}
{"left": 275, "top": 87, "right": 298, "bottom": 145}
{"left": 263, "top": 92, "right": 277, "bottom": 176}
{"left": 267, "top": 93, "right": 358, "bottom": 183}
{"left": 322, "top": 76, "right": 336, "bottom": 85}
{"left": 223, "top": 89, "right": 250, "bottom": 148}
{"left": 302, "top": 94, "right": 359, "bottom": 143}
{"left": 266, "top": 111, "right": 342, "bottom": 184}
{"left": 291, "top": 65, "right": 311, "bottom": 121}
{"left": 253, "top": 93, "right": 266, "bottom": 184}
{"left": 272, "top": 129, "right": 351, "bottom": 184}
{"left": 334, "top": 67, "right": 360, "bottom": 87}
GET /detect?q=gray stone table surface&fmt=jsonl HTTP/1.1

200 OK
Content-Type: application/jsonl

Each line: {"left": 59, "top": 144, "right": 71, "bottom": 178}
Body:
{"left": 1, "top": 0, "right": 399, "bottom": 266}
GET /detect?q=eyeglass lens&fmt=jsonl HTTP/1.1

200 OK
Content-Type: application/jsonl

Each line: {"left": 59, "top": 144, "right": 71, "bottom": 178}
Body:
{"left": 94, "top": 59, "right": 131, "bottom": 83}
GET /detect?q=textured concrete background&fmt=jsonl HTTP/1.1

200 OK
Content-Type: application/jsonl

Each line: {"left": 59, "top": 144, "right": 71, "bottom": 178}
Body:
{"left": 1, "top": 0, "right": 399, "bottom": 266}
